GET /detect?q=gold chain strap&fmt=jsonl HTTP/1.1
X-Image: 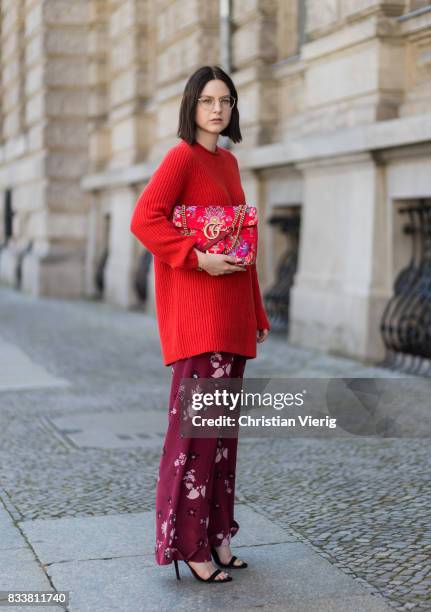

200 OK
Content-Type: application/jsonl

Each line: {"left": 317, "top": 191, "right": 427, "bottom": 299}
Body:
{"left": 223, "top": 205, "right": 247, "bottom": 254}
{"left": 180, "top": 205, "right": 191, "bottom": 236}
{"left": 180, "top": 204, "right": 247, "bottom": 254}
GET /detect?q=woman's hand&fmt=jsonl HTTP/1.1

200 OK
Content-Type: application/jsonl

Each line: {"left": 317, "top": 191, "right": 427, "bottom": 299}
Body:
{"left": 257, "top": 329, "right": 269, "bottom": 343}
{"left": 194, "top": 248, "right": 247, "bottom": 276}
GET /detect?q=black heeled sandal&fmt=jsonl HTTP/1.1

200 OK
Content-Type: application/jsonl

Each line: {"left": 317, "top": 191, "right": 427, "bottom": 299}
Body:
{"left": 211, "top": 546, "right": 248, "bottom": 568}
{"left": 174, "top": 559, "right": 232, "bottom": 583}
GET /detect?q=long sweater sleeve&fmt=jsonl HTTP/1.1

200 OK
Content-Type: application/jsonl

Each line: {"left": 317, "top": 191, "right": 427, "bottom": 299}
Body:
{"left": 130, "top": 145, "right": 199, "bottom": 270}
{"left": 230, "top": 154, "right": 270, "bottom": 330}
{"left": 251, "top": 263, "right": 271, "bottom": 330}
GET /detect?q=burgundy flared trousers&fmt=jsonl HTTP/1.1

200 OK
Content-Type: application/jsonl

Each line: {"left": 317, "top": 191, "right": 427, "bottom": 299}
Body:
{"left": 154, "top": 351, "right": 247, "bottom": 565}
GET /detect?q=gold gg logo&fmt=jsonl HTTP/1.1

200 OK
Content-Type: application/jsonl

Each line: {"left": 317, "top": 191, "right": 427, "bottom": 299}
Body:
{"left": 203, "top": 217, "right": 224, "bottom": 239}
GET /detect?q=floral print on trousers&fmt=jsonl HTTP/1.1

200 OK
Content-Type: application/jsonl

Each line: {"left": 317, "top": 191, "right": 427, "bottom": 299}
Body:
{"left": 154, "top": 351, "right": 247, "bottom": 565}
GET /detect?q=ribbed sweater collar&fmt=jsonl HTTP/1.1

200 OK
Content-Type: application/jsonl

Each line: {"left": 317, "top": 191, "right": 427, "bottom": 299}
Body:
{"left": 190, "top": 140, "right": 220, "bottom": 157}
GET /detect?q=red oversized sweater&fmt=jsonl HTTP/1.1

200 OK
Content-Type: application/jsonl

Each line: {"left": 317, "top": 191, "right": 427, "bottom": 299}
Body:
{"left": 130, "top": 139, "right": 271, "bottom": 366}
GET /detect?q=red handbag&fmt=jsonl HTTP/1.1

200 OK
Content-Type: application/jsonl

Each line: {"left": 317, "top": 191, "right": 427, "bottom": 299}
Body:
{"left": 171, "top": 204, "right": 258, "bottom": 265}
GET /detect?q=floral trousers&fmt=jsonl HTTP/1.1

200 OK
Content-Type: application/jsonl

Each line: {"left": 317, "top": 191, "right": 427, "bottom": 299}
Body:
{"left": 154, "top": 351, "right": 247, "bottom": 565}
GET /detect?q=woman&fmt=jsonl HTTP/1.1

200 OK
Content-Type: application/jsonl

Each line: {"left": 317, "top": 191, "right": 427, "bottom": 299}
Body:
{"left": 130, "top": 65, "right": 270, "bottom": 584}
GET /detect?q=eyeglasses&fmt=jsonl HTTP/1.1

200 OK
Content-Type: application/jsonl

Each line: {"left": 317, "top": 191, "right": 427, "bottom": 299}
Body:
{"left": 197, "top": 95, "right": 236, "bottom": 111}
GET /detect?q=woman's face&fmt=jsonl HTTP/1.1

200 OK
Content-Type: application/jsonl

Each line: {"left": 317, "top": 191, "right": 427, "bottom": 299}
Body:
{"left": 195, "top": 79, "right": 233, "bottom": 136}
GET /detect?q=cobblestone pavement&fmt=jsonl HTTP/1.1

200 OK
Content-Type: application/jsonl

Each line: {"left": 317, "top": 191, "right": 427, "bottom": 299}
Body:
{"left": 0, "top": 285, "right": 430, "bottom": 611}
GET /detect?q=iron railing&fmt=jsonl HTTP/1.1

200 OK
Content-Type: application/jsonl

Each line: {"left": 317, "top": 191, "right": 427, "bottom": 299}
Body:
{"left": 263, "top": 210, "right": 300, "bottom": 333}
{"left": 379, "top": 199, "right": 431, "bottom": 375}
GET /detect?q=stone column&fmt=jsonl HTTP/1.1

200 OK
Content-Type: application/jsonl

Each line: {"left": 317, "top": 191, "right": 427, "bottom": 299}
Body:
{"left": 102, "top": 0, "right": 151, "bottom": 306}
{"left": 230, "top": 0, "right": 279, "bottom": 147}
{"left": 88, "top": 0, "right": 110, "bottom": 173}
{"left": 14, "top": 0, "right": 91, "bottom": 298}
{"left": 228, "top": 0, "right": 281, "bottom": 301}
{"left": 83, "top": 0, "right": 110, "bottom": 297}
{"left": 0, "top": 0, "right": 31, "bottom": 285}
{"left": 289, "top": 153, "right": 390, "bottom": 361}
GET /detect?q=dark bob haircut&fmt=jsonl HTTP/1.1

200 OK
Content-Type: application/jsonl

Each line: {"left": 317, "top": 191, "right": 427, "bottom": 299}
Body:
{"left": 177, "top": 65, "right": 242, "bottom": 144}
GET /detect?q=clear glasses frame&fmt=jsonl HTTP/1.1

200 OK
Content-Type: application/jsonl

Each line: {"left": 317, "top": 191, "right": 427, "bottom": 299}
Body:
{"left": 196, "top": 95, "right": 236, "bottom": 111}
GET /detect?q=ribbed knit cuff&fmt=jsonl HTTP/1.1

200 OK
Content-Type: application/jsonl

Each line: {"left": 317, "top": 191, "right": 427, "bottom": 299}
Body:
{"left": 256, "top": 310, "right": 271, "bottom": 331}
{"left": 182, "top": 245, "right": 199, "bottom": 270}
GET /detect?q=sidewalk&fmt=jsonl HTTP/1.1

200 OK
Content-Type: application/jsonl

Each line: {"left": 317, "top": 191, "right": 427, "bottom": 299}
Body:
{"left": 0, "top": 284, "right": 429, "bottom": 611}
{"left": 3, "top": 502, "right": 392, "bottom": 611}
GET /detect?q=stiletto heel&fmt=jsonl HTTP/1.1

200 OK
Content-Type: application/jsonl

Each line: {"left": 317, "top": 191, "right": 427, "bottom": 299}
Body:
{"left": 174, "top": 559, "right": 181, "bottom": 580}
{"left": 182, "top": 560, "right": 232, "bottom": 583}
{"left": 211, "top": 546, "right": 248, "bottom": 568}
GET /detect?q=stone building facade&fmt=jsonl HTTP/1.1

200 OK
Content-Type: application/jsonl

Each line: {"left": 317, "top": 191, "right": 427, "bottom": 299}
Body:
{"left": 0, "top": 0, "right": 430, "bottom": 363}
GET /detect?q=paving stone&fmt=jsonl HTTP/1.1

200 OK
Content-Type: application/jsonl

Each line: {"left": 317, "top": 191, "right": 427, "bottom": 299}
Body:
{"left": 44, "top": 543, "right": 392, "bottom": 612}
{"left": 0, "top": 285, "right": 429, "bottom": 611}
{"left": 0, "top": 337, "right": 70, "bottom": 392}
{"left": 0, "top": 508, "right": 59, "bottom": 611}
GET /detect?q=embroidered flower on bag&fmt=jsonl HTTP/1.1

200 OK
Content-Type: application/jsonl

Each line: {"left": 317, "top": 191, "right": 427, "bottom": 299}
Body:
{"left": 237, "top": 241, "right": 250, "bottom": 257}
{"left": 224, "top": 479, "right": 232, "bottom": 494}
{"left": 205, "top": 207, "right": 224, "bottom": 222}
{"left": 161, "top": 520, "right": 168, "bottom": 536}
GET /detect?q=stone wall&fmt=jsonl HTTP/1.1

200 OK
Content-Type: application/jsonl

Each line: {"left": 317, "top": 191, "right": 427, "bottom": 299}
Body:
{"left": 0, "top": 0, "right": 430, "bottom": 363}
